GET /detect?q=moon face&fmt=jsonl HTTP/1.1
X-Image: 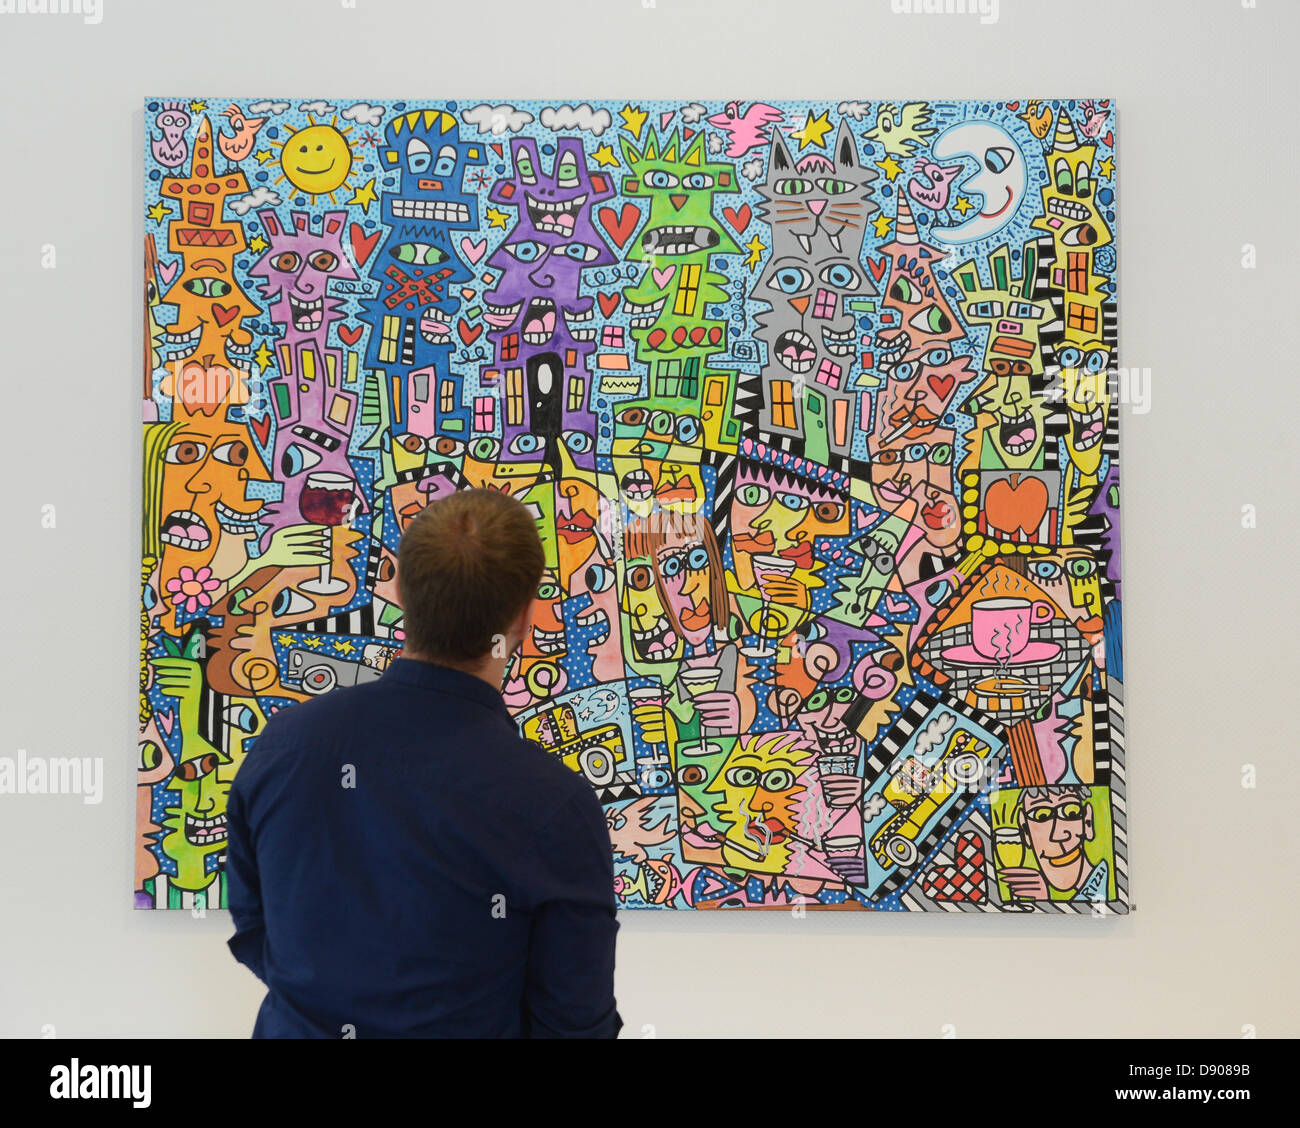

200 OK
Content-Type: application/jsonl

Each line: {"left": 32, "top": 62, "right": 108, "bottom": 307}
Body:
{"left": 928, "top": 121, "right": 1027, "bottom": 245}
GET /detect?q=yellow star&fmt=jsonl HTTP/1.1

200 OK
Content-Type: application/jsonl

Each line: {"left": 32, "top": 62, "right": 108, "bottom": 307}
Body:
{"left": 303, "top": 637, "right": 325, "bottom": 650}
{"left": 744, "top": 233, "right": 768, "bottom": 271}
{"left": 592, "top": 142, "right": 620, "bottom": 168}
{"left": 875, "top": 155, "right": 902, "bottom": 182}
{"left": 254, "top": 340, "right": 275, "bottom": 374}
{"left": 188, "top": 100, "right": 207, "bottom": 114}
{"left": 1099, "top": 156, "right": 1114, "bottom": 178}
{"left": 792, "top": 110, "right": 833, "bottom": 151}
{"left": 275, "top": 633, "right": 295, "bottom": 648}
{"left": 871, "top": 214, "right": 893, "bottom": 239}
{"left": 485, "top": 205, "right": 511, "bottom": 230}
{"left": 248, "top": 234, "right": 268, "bottom": 254}
{"left": 348, "top": 176, "right": 378, "bottom": 213}
{"left": 332, "top": 639, "right": 357, "bottom": 656}
{"left": 619, "top": 104, "right": 648, "bottom": 140}
{"left": 255, "top": 149, "right": 275, "bottom": 166}
{"left": 147, "top": 200, "right": 173, "bottom": 224}
{"left": 953, "top": 195, "right": 974, "bottom": 217}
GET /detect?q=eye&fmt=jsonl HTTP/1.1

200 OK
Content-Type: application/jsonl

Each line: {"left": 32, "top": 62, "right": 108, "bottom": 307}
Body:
{"left": 909, "top": 306, "right": 952, "bottom": 334}
{"left": 396, "top": 433, "right": 427, "bottom": 454}
{"left": 627, "top": 564, "right": 654, "bottom": 592}
{"left": 271, "top": 588, "right": 316, "bottom": 616}
{"left": 737, "top": 483, "right": 771, "bottom": 507}
{"left": 505, "top": 241, "right": 544, "bottom": 263}
{"left": 678, "top": 764, "right": 706, "bottom": 785}
{"left": 556, "top": 153, "right": 578, "bottom": 187}
{"left": 761, "top": 768, "right": 794, "bottom": 791}
{"left": 1031, "top": 561, "right": 1063, "bottom": 581}
{"left": 813, "top": 501, "right": 843, "bottom": 522}
{"left": 777, "top": 492, "right": 808, "bottom": 511}
{"left": 165, "top": 440, "right": 207, "bottom": 464}
{"left": 889, "top": 276, "right": 917, "bottom": 304}
{"left": 726, "top": 766, "right": 759, "bottom": 787}
{"left": 1054, "top": 157, "right": 1073, "bottom": 192}
{"left": 433, "top": 436, "right": 465, "bottom": 458}
{"left": 923, "top": 346, "right": 952, "bottom": 366}
{"left": 687, "top": 546, "right": 710, "bottom": 571}
{"left": 308, "top": 250, "right": 338, "bottom": 272}
{"left": 406, "top": 137, "right": 431, "bottom": 174}
{"left": 682, "top": 172, "right": 714, "bottom": 189}
{"left": 834, "top": 686, "right": 856, "bottom": 703}
{"left": 281, "top": 442, "right": 323, "bottom": 476}
{"left": 139, "top": 741, "right": 163, "bottom": 772}
{"left": 470, "top": 436, "right": 500, "bottom": 461}
{"left": 774, "top": 178, "right": 814, "bottom": 195}
{"left": 434, "top": 144, "right": 457, "bottom": 177}
{"left": 644, "top": 169, "right": 679, "bottom": 189}
{"left": 271, "top": 251, "right": 301, "bottom": 273}
{"left": 1062, "top": 224, "right": 1099, "bottom": 247}
{"left": 928, "top": 442, "right": 953, "bottom": 465}
{"left": 1068, "top": 557, "right": 1098, "bottom": 578}
{"left": 905, "top": 443, "right": 928, "bottom": 462}
{"left": 1057, "top": 346, "right": 1083, "bottom": 370}
{"left": 647, "top": 410, "right": 673, "bottom": 436}
{"left": 212, "top": 440, "right": 249, "bottom": 467}
{"left": 1076, "top": 162, "right": 1092, "bottom": 198}
{"left": 675, "top": 416, "right": 700, "bottom": 444}
{"left": 516, "top": 152, "right": 536, "bottom": 182}
{"left": 142, "top": 583, "right": 157, "bottom": 610}
{"left": 508, "top": 433, "right": 543, "bottom": 454}
{"left": 821, "top": 263, "right": 859, "bottom": 289}
{"left": 537, "top": 582, "right": 559, "bottom": 600}
{"left": 559, "top": 242, "right": 600, "bottom": 262}
{"left": 585, "top": 563, "right": 614, "bottom": 593}
{"left": 659, "top": 554, "right": 683, "bottom": 578}
{"left": 562, "top": 429, "right": 593, "bottom": 454}
{"left": 817, "top": 177, "right": 853, "bottom": 195}
{"left": 616, "top": 407, "right": 646, "bottom": 427}
{"left": 394, "top": 242, "right": 448, "bottom": 265}
{"left": 985, "top": 146, "right": 1012, "bottom": 173}
{"left": 1085, "top": 349, "right": 1109, "bottom": 373}
{"left": 805, "top": 689, "right": 828, "bottom": 712}
{"left": 890, "top": 360, "right": 916, "bottom": 382}
{"left": 769, "top": 266, "right": 812, "bottom": 294}
{"left": 875, "top": 449, "right": 901, "bottom": 466}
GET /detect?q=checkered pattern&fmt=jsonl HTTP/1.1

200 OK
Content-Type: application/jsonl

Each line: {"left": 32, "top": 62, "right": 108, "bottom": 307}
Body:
{"left": 921, "top": 833, "right": 987, "bottom": 903}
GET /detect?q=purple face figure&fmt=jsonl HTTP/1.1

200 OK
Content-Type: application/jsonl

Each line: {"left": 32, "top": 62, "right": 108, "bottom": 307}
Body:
{"left": 249, "top": 209, "right": 358, "bottom": 350}
{"left": 151, "top": 101, "right": 191, "bottom": 169}
{"left": 482, "top": 137, "right": 617, "bottom": 471}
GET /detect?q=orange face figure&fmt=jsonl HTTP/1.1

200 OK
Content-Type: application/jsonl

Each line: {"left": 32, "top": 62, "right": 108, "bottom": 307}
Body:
{"left": 156, "top": 418, "right": 272, "bottom": 629}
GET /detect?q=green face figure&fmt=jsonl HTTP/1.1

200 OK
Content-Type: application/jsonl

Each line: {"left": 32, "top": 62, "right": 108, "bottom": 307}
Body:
{"left": 161, "top": 732, "right": 231, "bottom": 892}
{"left": 968, "top": 366, "right": 1048, "bottom": 471}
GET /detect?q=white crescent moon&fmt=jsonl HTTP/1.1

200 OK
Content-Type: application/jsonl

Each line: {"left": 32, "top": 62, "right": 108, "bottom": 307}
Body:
{"left": 928, "top": 120, "right": 1027, "bottom": 245}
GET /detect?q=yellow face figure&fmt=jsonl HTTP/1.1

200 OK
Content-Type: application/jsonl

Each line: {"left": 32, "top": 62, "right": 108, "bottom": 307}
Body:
{"left": 968, "top": 366, "right": 1047, "bottom": 470}
{"left": 279, "top": 124, "right": 354, "bottom": 198}
{"left": 1030, "top": 126, "right": 1113, "bottom": 255}
{"left": 1026, "top": 547, "right": 1104, "bottom": 640}
{"left": 1058, "top": 342, "right": 1112, "bottom": 476}
{"left": 705, "top": 731, "right": 812, "bottom": 875}
{"left": 620, "top": 551, "right": 683, "bottom": 666}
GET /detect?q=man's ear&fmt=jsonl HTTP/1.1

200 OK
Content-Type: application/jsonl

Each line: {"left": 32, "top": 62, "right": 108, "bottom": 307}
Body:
{"left": 511, "top": 597, "right": 537, "bottom": 648}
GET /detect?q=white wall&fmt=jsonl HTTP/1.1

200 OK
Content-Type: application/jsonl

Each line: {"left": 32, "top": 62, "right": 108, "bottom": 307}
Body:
{"left": 1, "top": 0, "right": 1297, "bottom": 1038}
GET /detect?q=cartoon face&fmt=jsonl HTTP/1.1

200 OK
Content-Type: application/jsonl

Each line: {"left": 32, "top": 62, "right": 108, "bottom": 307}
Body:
{"left": 837, "top": 511, "right": 911, "bottom": 620}
{"left": 502, "top": 571, "right": 568, "bottom": 710}
{"left": 755, "top": 252, "right": 868, "bottom": 386}
{"left": 1026, "top": 547, "right": 1104, "bottom": 636}
{"left": 652, "top": 524, "right": 722, "bottom": 651}
{"left": 877, "top": 240, "right": 965, "bottom": 351}
{"left": 161, "top": 736, "right": 231, "bottom": 892}
{"left": 157, "top": 421, "right": 271, "bottom": 614}
{"left": 161, "top": 260, "right": 260, "bottom": 372}
{"left": 793, "top": 684, "right": 861, "bottom": 759}
{"left": 873, "top": 341, "right": 974, "bottom": 442}
{"left": 151, "top": 101, "right": 191, "bottom": 168}
{"left": 729, "top": 463, "right": 848, "bottom": 595}
{"left": 1018, "top": 788, "right": 1096, "bottom": 887}
{"left": 1031, "top": 115, "right": 1113, "bottom": 254}
{"left": 929, "top": 119, "right": 1029, "bottom": 244}
{"left": 754, "top": 119, "right": 878, "bottom": 244}
{"left": 1057, "top": 342, "right": 1112, "bottom": 475}
{"left": 705, "top": 731, "right": 813, "bottom": 874}
{"left": 611, "top": 435, "right": 706, "bottom": 519}
{"left": 969, "top": 366, "right": 1047, "bottom": 469}
{"left": 249, "top": 209, "right": 358, "bottom": 341}
{"left": 867, "top": 427, "right": 959, "bottom": 546}
{"left": 620, "top": 549, "right": 683, "bottom": 666}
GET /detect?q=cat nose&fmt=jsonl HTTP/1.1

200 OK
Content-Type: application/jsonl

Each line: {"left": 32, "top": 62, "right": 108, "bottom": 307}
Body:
{"left": 806, "top": 199, "right": 826, "bottom": 217}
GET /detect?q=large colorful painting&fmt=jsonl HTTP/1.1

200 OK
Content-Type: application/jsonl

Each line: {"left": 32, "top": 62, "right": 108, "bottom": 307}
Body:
{"left": 139, "top": 96, "right": 1125, "bottom": 912}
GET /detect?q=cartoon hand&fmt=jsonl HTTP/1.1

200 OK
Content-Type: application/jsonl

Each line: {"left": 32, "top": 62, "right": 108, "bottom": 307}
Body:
{"left": 819, "top": 773, "right": 865, "bottom": 808}
{"left": 692, "top": 690, "right": 740, "bottom": 735}
{"left": 1001, "top": 867, "right": 1049, "bottom": 900}
{"left": 259, "top": 524, "right": 333, "bottom": 568}
{"left": 632, "top": 703, "right": 674, "bottom": 746}
{"left": 757, "top": 575, "right": 809, "bottom": 609}
{"left": 150, "top": 657, "right": 204, "bottom": 727}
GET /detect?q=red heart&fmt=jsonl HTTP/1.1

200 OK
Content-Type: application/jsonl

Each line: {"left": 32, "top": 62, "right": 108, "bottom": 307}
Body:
{"left": 722, "top": 203, "right": 751, "bottom": 234}
{"left": 1006, "top": 101, "right": 1020, "bottom": 111}
{"left": 457, "top": 319, "right": 482, "bottom": 345}
{"left": 212, "top": 304, "right": 239, "bottom": 327}
{"left": 1103, "top": 130, "right": 1114, "bottom": 147}
{"left": 338, "top": 324, "right": 363, "bottom": 346}
{"left": 348, "top": 224, "right": 381, "bottom": 269}
{"left": 597, "top": 292, "right": 621, "bottom": 318}
{"left": 921, "top": 833, "right": 987, "bottom": 903}
{"left": 866, "top": 256, "right": 889, "bottom": 284}
{"left": 928, "top": 373, "right": 955, "bottom": 400}
{"left": 598, "top": 203, "right": 641, "bottom": 248}
{"left": 248, "top": 411, "right": 272, "bottom": 451}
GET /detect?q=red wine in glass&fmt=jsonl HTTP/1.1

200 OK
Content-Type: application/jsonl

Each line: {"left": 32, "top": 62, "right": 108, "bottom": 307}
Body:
{"left": 298, "top": 471, "right": 356, "bottom": 596}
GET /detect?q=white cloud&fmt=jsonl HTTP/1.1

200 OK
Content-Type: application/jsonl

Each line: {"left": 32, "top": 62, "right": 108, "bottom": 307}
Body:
{"left": 680, "top": 102, "right": 707, "bottom": 124}
{"left": 298, "top": 100, "right": 337, "bottom": 115}
{"left": 741, "top": 156, "right": 764, "bottom": 181}
{"left": 837, "top": 100, "right": 871, "bottom": 121}
{"left": 913, "top": 711, "right": 956, "bottom": 758}
{"left": 539, "top": 103, "right": 613, "bottom": 137}
{"left": 461, "top": 103, "right": 534, "bottom": 136}
{"left": 228, "top": 185, "right": 282, "bottom": 216}
{"left": 342, "top": 102, "right": 384, "bottom": 127}
{"left": 248, "top": 100, "right": 290, "bottom": 116}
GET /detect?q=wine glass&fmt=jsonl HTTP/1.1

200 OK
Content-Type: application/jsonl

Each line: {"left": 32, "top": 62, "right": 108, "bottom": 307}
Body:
{"left": 750, "top": 553, "right": 796, "bottom": 656}
{"left": 298, "top": 471, "right": 357, "bottom": 596}
{"left": 628, "top": 685, "right": 671, "bottom": 789}
{"left": 994, "top": 826, "right": 1030, "bottom": 903}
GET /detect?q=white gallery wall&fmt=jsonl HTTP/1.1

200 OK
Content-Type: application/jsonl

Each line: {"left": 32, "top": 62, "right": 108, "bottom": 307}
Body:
{"left": 1, "top": 0, "right": 1297, "bottom": 1037}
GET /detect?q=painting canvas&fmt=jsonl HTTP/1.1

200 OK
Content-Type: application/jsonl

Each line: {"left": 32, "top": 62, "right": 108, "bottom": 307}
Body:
{"left": 138, "top": 96, "right": 1125, "bottom": 912}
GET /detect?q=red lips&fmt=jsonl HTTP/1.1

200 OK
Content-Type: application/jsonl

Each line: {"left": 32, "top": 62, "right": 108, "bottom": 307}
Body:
{"left": 779, "top": 543, "right": 814, "bottom": 570}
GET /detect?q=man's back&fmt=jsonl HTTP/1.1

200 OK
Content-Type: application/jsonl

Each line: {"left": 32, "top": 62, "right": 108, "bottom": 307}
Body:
{"left": 225, "top": 656, "right": 621, "bottom": 1038}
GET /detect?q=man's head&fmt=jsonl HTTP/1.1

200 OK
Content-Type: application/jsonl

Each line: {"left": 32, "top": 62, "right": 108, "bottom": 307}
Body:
{"left": 397, "top": 488, "right": 545, "bottom": 670}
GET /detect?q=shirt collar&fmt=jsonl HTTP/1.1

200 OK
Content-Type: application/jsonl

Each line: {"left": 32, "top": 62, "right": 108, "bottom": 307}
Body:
{"left": 381, "top": 656, "right": 513, "bottom": 723}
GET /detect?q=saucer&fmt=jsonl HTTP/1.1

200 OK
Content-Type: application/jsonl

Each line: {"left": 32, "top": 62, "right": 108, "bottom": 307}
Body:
{"left": 939, "top": 640, "right": 1062, "bottom": 666}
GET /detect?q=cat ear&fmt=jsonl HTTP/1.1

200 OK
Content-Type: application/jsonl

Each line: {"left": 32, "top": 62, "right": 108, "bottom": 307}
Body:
{"left": 834, "top": 119, "right": 860, "bottom": 172}
{"left": 768, "top": 129, "right": 794, "bottom": 175}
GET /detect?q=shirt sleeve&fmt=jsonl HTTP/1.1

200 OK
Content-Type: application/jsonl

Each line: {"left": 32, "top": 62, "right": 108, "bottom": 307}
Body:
{"left": 521, "top": 784, "right": 623, "bottom": 1039}
{"left": 225, "top": 771, "right": 268, "bottom": 984}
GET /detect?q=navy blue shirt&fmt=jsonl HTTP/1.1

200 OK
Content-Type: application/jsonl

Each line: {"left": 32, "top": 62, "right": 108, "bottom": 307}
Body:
{"left": 225, "top": 656, "right": 621, "bottom": 1038}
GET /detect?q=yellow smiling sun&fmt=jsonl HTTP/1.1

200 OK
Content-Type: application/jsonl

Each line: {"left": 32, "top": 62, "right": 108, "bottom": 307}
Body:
{"left": 270, "top": 114, "right": 356, "bottom": 203}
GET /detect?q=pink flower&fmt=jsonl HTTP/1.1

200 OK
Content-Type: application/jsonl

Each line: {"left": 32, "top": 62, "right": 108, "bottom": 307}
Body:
{"left": 165, "top": 565, "right": 221, "bottom": 614}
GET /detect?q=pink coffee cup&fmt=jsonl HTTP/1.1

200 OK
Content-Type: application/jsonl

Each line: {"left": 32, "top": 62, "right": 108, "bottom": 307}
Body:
{"left": 970, "top": 597, "right": 1054, "bottom": 662}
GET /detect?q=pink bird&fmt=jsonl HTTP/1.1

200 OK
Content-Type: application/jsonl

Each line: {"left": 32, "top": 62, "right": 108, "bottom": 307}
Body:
{"left": 906, "top": 160, "right": 965, "bottom": 228}
{"left": 1078, "top": 99, "right": 1110, "bottom": 140}
{"left": 706, "top": 100, "right": 786, "bottom": 159}
{"left": 218, "top": 103, "right": 266, "bottom": 168}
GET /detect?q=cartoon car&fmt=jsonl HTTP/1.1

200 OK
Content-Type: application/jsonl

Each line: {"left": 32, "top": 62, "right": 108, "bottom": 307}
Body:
{"left": 285, "top": 648, "right": 383, "bottom": 695}
{"left": 522, "top": 702, "right": 630, "bottom": 792}
{"left": 869, "top": 728, "right": 991, "bottom": 870}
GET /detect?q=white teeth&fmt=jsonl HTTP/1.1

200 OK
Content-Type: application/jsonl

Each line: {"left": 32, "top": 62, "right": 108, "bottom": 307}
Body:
{"left": 568, "top": 328, "right": 598, "bottom": 342}
{"left": 215, "top": 500, "right": 263, "bottom": 533}
{"left": 526, "top": 192, "right": 587, "bottom": 213}
{"left": 566, "top": 306, "right": 594, "bottom": 321}
{"left": 533, "top": 626, "right": 566, "bottom": 654}
{"left": 1049, "top": 197, "right": 1088, "bottom": 220}
{"left": 822, "top": 325, "right": 857, "bottom": 356}
{"left": 485, "top": 300, "right": 523, "bottom": 316}
{"left": 827, "top": 232, "right": 842, "bottom": 253}
{"left": 391, "top": 199, "right": 471, "bottom": 222}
